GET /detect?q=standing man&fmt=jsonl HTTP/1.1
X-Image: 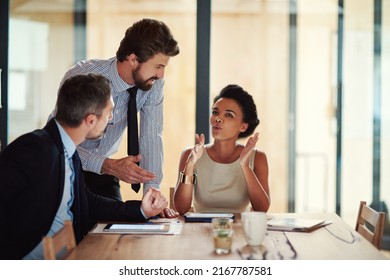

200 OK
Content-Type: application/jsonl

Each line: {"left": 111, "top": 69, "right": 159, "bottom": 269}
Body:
{"left": 0, "top": 74, "right": 168, "bottom": 259}
{"left": 50, "top": 19, "right": 179, "bottom": 217}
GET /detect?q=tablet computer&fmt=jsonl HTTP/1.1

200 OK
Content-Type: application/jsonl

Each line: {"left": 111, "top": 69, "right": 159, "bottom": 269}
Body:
{"left": 103, "top": 223, "right": 170, "bottom": 233}
{"left": 184, "top": 213, "right": 235, "bottom": 223}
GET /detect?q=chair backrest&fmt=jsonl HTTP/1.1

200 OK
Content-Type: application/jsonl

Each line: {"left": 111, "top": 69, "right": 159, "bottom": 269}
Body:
{"left": 170, "top": 187, "right": 175, "bottom": 210}
{"left": 42, "top": 220, "right": 76, "bottom": 260}
{"left": 355, "top": 201, "right": 385, "bottom": 249}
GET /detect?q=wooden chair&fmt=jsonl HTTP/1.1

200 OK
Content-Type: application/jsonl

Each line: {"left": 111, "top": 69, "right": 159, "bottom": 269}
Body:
{"left": 42, "top": 220, "right": 76, "bottom": 260}
{"left": 355, "top": 201, "right": 385, "bottom": 249}
{"left": 170, "top": 187, "right": 175, "bottom": 210}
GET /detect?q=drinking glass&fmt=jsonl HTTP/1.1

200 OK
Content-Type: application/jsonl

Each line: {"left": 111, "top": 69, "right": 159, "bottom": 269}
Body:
{"left": 212, "top": 218, "right": 234, "bottom": 254}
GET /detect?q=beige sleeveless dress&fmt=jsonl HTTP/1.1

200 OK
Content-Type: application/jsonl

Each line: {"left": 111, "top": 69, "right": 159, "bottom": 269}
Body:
{"left": 193, "top": 149, "right": 256, "bottom": 213}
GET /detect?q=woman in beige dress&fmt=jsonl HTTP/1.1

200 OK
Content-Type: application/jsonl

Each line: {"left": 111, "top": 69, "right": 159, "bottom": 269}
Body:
{"left": 173, "top": 84, "right": 270, "bottom": 214}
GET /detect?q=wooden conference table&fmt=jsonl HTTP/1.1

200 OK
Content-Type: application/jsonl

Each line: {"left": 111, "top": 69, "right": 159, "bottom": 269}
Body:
{"left": 66, "top": 212, "right": 388, "bottom": 260}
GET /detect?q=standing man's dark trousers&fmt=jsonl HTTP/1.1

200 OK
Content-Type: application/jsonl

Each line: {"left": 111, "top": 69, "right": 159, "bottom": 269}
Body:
{"left": 83, "top": 171, "right": 122, "bottom": 201}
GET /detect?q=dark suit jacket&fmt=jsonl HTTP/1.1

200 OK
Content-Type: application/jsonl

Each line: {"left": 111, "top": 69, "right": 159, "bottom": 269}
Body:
{"left": 0, "top": 119, "right": 146, "bottom": 259}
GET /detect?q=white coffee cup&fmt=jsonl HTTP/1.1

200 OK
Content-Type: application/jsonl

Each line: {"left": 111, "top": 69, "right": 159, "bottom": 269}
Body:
{"left": 241, "top": 211, "right": 267, "bottom": 246}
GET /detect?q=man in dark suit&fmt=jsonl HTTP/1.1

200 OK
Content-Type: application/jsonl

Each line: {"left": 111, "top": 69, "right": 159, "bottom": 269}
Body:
{"left": 0, "top": 74, "right": 168, "bottom": 260}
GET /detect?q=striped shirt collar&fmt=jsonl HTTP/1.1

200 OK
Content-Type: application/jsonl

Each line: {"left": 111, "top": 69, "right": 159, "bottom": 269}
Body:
{"left": 108, "top": 57, "right": 132, "bottom": 96}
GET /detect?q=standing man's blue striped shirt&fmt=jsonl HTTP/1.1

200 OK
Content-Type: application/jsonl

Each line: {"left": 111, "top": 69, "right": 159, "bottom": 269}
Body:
{"left": 54, "top": 57, "right": 164, "bottom": 194}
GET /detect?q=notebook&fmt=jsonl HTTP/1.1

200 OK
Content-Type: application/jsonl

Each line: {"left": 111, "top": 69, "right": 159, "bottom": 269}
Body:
{"left": 184, "top": 213, "right": 235, "bottom": 223}
{"left": 267, "top": 217, "right": 330, "bottom": 232}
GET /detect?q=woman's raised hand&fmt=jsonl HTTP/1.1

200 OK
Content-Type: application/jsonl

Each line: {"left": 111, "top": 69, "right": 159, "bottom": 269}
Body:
{"left": 188, "top": 133, "right": 205, "bottom": 164}
{"left": 240, "top": 132, "right": 259, "bottom": 167}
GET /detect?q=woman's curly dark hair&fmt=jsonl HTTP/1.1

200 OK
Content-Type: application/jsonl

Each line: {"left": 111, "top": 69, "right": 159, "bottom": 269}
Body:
{"left": 213, "top": 84, "right": 260, "bottom": 138}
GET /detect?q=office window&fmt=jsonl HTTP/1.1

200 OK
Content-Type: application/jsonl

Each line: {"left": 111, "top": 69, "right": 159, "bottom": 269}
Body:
{"left": 9, "top": 0, "right": 75, "bottom": 142}
{"left": 211, "top": 0, "right": 290, "bottom": 212}
{"left": 382, "top": 0, "right": 390, "bottom": 225}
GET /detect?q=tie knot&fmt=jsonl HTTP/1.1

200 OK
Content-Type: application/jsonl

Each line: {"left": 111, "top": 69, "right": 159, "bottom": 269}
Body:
{"left": 128, "top": 86, "right": 138, "bottom": 97}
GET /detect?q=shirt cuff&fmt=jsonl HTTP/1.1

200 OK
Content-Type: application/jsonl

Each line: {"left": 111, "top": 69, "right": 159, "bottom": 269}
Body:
{"left": 140, "top": 206, "right": 148, "bottom": 219}
{"left": 143, "top": 184, "right": 160, "bottom": 195}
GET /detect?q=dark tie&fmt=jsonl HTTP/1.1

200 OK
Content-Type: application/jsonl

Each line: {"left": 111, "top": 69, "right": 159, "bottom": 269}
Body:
{"left": 71, "top": 152, "right": 82, "bottom": 242}
{"left": 127, "top": 86, "right": 141, "bottom": 193}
